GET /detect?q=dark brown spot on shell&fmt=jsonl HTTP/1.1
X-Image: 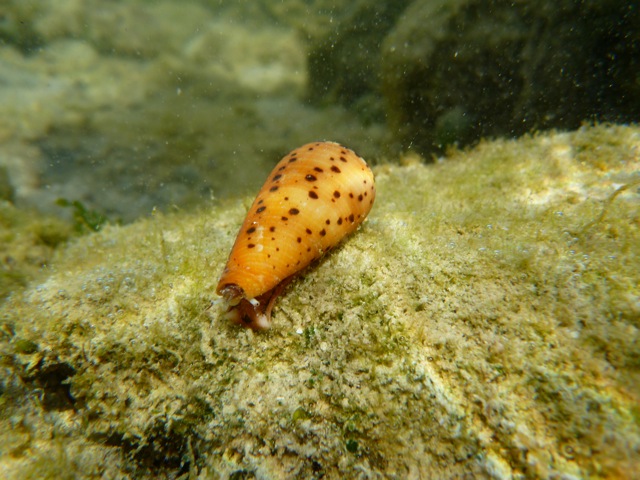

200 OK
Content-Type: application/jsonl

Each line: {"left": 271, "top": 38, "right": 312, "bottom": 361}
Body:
{"left": 289, "top": 158, "right": 297, "bottom": 163}
{"left": 349, "top": 214, "right": 355, "bottom": 222}
{"left": 333, "top": 190, "right": 341, "bottom": 198}
{"left": 247, "top": 243, "right": 256, "bottom": 248}
{"left": 297, "top": 237, "right": 302, "bottom": 243}
{"left": 325, "top": 219, "right": 330, "bottom": 225}
{"left": 257, "top": 206, "right": 266, "bottom": 213}
{"left": 273, "top": 174, "right": 282, "bottom": 181}
{"left": 338, "top": 218, "right": 343, "bottom": 225}
{"left": 306, "top": 228, "right": 312, "bottom": 234}
{"left": 269, "top": 186, "right": 279, "bottom": 192}
{"left": 314, "top": 167, "right": 323, "bottom": 172}
{"left": 349, "top": 193, "right": 354, "bottom": 198}
{"left": 309, "top": 191, "right": 318, "bottom": 199}
{"left": 305, "top": 174, "right": 317, "bottom": 182}
{"left": 289, "top": 208, "right": 300, "bottom": 215}
{"left": 331, "top": 166, "right": 341, "bottom": 173}
{"left": 340, "top": 156, "right": 347, "bottom": 162}
{"left": 320, "top": 229, "right": 326, "bottom": 236}
{"left": 269, "top": 226, "right": 276, "bottom": 232}
{"left": 281, "top": 216, "right": 288, "bottom": 221}
{"left": 246, "top": 227, "right": 256, "bottom": 234}
{"left": 358, "top": 194, "right": 363, "bottom": 201}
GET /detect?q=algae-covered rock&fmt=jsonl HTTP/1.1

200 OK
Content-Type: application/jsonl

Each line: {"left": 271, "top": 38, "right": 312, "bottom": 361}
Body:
{"left": 1, "top": 124, "right": 639, "bottom": 478}
{"left": 0, "top": 201, "right": 72, "bottom": 299}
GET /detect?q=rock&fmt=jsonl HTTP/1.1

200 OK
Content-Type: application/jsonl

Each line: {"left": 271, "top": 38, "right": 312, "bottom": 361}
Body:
{"left": 381, "top": 0, "right": 640, "bottom": 154}
{"left": 1, "top": 124, "right": 639, "bottom": 478}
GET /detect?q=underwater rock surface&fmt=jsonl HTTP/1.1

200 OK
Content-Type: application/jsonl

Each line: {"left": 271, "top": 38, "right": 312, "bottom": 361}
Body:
{"left": 1, "top": 124, "right": 639, "bottom": 478}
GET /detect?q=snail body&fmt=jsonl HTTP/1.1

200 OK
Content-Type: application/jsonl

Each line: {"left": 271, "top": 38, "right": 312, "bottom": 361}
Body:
{"left": 217, "top": 141, "right": 375, "bottom": 329}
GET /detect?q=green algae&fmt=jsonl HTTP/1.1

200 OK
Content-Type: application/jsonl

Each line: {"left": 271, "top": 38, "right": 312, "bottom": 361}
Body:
{"left": 1, "top": 124, "right": 639, "bottom": 478}
{"left": 55, "top": 198, "right": 111, "bottom": 233}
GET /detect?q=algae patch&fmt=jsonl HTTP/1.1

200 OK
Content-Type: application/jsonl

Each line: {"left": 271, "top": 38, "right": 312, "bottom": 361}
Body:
{"left": 0, "top": 201, "right": 72, "bottom": 299}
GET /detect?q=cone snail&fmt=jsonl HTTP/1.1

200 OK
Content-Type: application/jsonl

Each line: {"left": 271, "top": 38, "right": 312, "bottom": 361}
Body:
{"left": 216, "top": 141, "right": 375, "bottom": 329}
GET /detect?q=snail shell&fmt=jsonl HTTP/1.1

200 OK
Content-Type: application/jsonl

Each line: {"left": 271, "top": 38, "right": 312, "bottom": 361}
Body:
{"left": 216, "top": 141, "right": 375, "bottom": 329}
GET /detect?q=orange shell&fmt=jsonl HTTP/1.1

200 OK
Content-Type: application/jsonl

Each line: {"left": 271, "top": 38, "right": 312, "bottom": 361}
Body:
{"left": 217, "top": 141, "right": 375, "bottom": 329}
